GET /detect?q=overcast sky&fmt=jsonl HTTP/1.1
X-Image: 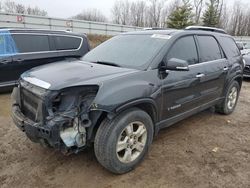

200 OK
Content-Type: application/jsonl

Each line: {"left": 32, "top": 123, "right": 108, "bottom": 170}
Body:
{"left": 10, "top": 0, "right": 127, "bottom": 19}
{"left": 9, "top": 0, "right": 245, "bottom": 20}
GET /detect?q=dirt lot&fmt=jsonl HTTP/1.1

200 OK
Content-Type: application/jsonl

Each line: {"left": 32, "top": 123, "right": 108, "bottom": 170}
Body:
{"left": 0, "top": 80, "right": 249, "bottom": 188}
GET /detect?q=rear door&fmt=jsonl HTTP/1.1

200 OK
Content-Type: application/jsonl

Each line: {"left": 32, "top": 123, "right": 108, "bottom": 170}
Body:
{"left": 194, "top": 35, "right": 228, "bottom": 104}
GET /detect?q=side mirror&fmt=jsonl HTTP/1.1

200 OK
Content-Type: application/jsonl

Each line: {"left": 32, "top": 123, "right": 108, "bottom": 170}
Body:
{"left": 236, "top": 42, "right": 244, "bottom": 51}
{"left": 165, "top": 58, "right": 189, "bottom": 71}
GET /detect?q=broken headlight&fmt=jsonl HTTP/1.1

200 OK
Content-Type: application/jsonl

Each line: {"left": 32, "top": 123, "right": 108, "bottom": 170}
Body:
{"left": 49, "top": 86, "right": 99, "bottom": 148}
{"left": 49, "top": 86, "right": 99, "bottom": 115}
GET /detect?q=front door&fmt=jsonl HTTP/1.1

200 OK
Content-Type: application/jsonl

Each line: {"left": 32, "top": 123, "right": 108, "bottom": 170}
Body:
{"left": 161, "top": 35, "right": 203, "bottom": 121}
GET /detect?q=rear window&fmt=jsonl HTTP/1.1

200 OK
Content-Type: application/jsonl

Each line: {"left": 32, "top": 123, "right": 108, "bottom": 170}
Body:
{"left": 220, "top": 37, "right": 240, "bottom": 58}
{"left": 54, "top": 36, "right": 81, "bottom": 50}
{"left": 197, "top": 35, "right": 222, "bottom": 62}
{"left": 12, "top": 34, "right": 50, "bottom": 53}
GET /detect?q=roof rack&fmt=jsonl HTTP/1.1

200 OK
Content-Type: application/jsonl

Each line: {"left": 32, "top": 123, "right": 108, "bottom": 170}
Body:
{"left": 185, "top": 26, "right": 227, "bottom": 34}
{"left": 143, "top": 27, "right": 170, "bottom": 30}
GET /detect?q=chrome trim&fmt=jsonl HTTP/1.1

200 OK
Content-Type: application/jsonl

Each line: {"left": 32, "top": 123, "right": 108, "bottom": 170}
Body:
{"left": 22, "top": 76, "right": 51, "bottom": 89}
{"left": 196, "top": 73, "right": 205, "bottom": 78}
{"left": 243, "top": 74, "right": 250, "bottom": 77}
{"left": 189, "top": 58, "right": 227, "bottom": 68}
{"left": 0, "top": 81, "right": 16, "bottom": 87}
{"left": 176, "top": 66, "right": 189, "bottom": 70}
{"left": 0, "top": 33, "right": 83, "bottom": 55}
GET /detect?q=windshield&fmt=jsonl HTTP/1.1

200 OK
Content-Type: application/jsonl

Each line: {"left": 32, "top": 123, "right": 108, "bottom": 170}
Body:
{"left": 82, "top": 34, "right": 170, "bottom": 69}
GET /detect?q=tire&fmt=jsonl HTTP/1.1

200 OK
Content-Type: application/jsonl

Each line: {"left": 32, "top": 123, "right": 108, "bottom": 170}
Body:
{"left": 94, "top": 108, "right": 154, "bottom": 174}
{"left": 216, "top": 81, "right": 240, "bottom": 115}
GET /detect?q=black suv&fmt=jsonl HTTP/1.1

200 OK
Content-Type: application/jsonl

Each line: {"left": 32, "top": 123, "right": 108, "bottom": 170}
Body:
{"left": 11, "top": 26, "right": 244, "bottom": 174}
{"left": 0, "top": 28, "right": 90, "bottom": 91}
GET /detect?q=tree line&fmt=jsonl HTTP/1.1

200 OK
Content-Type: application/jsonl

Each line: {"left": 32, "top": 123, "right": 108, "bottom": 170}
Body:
{"left": 72, "top": 0, "right": 250, "bottom": 36}
{"left": 1, "top": 0, "right": 250, "bottom": 36}
{"left": 0, "top": 0, "right": 47, "bottom": 16}
{"left": 110, "top": 0, "right": 250, "bottom": 36}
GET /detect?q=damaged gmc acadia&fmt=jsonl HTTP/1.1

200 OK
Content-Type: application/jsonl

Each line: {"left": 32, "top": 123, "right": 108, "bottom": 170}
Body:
{"left": 11, "top": 27, "right": 244, "bottom": 174}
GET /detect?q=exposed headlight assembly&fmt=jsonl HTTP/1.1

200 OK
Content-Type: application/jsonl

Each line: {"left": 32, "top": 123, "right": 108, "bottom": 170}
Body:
{"left": 48, "top": 86, "right": 99, "bottom": 149}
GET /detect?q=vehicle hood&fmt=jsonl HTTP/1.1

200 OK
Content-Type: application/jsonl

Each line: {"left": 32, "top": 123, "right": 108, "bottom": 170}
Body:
{"left": 21, "top": 60, "right": 139, "bottom": 90}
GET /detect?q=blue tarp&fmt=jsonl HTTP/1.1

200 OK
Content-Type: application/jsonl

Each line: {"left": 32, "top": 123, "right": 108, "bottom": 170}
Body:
{"left": 0, "top": 30, "right": 18, "bottom": 58}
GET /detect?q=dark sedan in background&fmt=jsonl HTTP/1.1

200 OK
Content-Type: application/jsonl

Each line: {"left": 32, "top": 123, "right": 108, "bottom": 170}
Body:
{"left": 0, "top": 28, "right": 90, "bottom": 91}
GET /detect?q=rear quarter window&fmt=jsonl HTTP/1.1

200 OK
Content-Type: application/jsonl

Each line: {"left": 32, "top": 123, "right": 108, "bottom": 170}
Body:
{"left": 219, "top": 37, "right": 240, "bottom": 58}
{"left": 12, "top": 34, "right": 50, "bottom": 53}
{"left": 54, "top": 36, "right": 82, "bottom": 50}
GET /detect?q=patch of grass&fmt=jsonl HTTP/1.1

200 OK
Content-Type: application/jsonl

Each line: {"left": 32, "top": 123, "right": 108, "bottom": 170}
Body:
{"left": 87, "top": 34, "right": 112, "bottom": 49}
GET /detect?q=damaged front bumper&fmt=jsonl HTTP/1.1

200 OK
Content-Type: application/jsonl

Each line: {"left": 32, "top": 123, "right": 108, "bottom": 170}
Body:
{"left": 11, "top": 86, "right": 97, "bottom": 154}
{"left": 12, "top": 103, "right": 87, "bottom": 152}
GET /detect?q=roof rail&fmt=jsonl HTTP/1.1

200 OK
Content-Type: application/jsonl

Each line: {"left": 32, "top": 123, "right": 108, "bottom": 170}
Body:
{"left": 185, "top": 26, "right": 227, "bottom": 34}
{"left": 143, "top": 27, "right": 170, "bottom": 30}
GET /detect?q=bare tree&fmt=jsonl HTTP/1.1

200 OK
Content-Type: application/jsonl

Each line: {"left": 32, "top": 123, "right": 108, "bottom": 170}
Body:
{"left": 72, "top": 9, "right": 107, "bottom": 22}
{"left": 2, "top": 0, "right": 47, "bottom": 16}
{"left": 111, "top": 0, "right": 131, "bottom": 25}
{"left": 130, "top": 1, "right": 147, "bottom": 27}
{"left": 219, "top": 3, "right": 229, "bottom": 30}
{"left": 111, "top": 1, "right": 122, "bottom": 24}
{"left": 147, "top": 0, "right": 164, "bottom": 27}
{"left": 193, "top": 0, "right": 203, "bottom": 24}
{"left": 31, "top": 7, "right": 47, "bottom": 16}
{"left": 3, "top": 0, "right": 16, "bottom": 13}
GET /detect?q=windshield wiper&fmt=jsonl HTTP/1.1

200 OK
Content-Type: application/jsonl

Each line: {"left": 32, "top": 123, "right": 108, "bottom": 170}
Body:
{"left": 94, "top": 61, "right": 121, "bottom": 67}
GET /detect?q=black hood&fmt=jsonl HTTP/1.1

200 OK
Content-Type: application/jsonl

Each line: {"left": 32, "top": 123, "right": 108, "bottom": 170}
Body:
{"left": 21, "top": 60, "right": 139, "bottom": 90}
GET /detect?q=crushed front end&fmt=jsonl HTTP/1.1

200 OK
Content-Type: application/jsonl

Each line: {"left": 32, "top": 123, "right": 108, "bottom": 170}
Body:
{"left": 11, "top": 79, "right": 100, "bottom": 154}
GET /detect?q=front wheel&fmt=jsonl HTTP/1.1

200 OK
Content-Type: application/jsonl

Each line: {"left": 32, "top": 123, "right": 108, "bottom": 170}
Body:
{"left": 94, "top": 108, "right": 154, "bottom": 174}
{"left": 216, "top": 81, "right": 240, "bottom": 115}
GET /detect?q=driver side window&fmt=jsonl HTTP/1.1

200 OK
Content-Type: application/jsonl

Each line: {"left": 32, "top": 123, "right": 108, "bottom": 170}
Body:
{"left": 167, "top": 36, "right": 198, "bottom": 65}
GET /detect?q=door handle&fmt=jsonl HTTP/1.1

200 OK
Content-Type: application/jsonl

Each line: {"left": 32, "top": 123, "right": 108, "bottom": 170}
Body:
{"left": 223, "top": 67, "right": 229, "bottom": 71}
{"left": 16, "top": 59, "right": 23, "bottom": 63}
{"left": 0, "top": 59, "right": 11, "bottom": 65}
{"left": 196, "top": 73, "right": 205, "bottom": 78}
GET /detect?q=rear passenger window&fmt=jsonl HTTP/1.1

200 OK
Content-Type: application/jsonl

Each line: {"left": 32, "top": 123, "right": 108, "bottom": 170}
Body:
{"left": 12, "top": 34, "right": 50, "bottom": 53}
{"left": 54, "top": 36, "right": 81, "bottom": 50}
{"left": 220, "top": 37, "right": 240, "bottom": 58}
{"left": 167, "top": 36, "right": 198, "bottom": 65}
{"left": 197, "top": 36, "right": 222, "bottom": 62}
{"left": 0, "top": 34, "right": 19, "bottom": 56}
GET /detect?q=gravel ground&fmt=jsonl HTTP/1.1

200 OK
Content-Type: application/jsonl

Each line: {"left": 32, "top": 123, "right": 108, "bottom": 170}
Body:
{"left": 0, "top": 80, "right": 249, "bottom": 188}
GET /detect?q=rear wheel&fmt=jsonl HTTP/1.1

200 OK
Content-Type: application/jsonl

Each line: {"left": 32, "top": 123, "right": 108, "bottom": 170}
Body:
{"left": 94, "top": 108, "right": 154, "bottom": 174}
{"left": 216, "top": 81, "right": 240, "bottom": 115}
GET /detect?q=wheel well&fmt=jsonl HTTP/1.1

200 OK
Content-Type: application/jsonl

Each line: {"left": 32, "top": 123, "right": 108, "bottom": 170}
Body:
{"left": 235, "top": 77, "right": 243, "bottom": 88}
{"left": 90, "top": 102, "right": 157, "bottom": 142}
{"left": 133, "top": 103, "right": 157, "bottom": 124}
